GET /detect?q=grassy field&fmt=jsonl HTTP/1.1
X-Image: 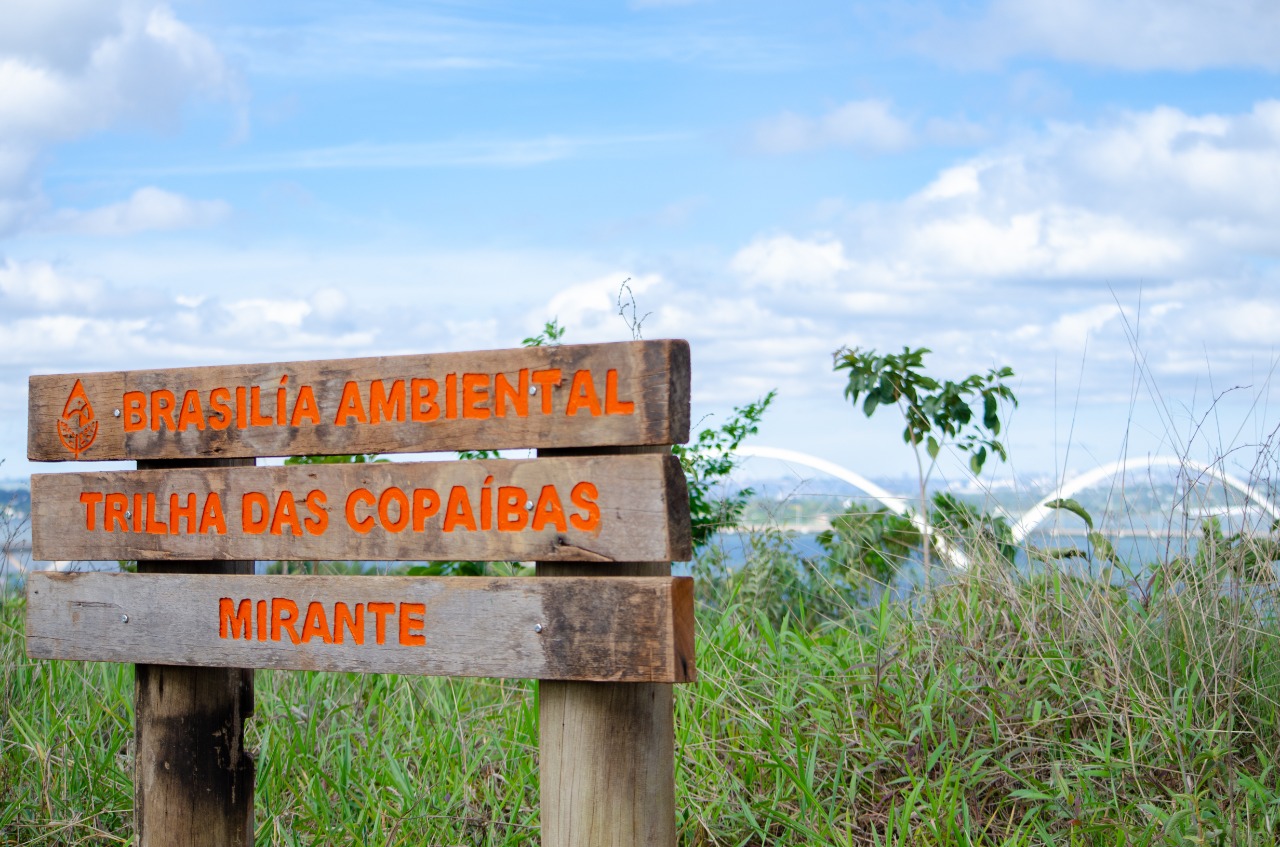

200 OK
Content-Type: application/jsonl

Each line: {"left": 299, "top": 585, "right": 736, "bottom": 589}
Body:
{"left": 5, "top": 530, "right": 1280, "bottom": 845}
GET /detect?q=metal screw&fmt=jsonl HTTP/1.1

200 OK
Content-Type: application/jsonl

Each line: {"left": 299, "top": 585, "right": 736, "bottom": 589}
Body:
{"left": 113, "top": 408, "right": 121, "bottom": 417}
{"left": 534, "top": 624, "right": 544, "bottom": 633}
{"left": 525, "top": 501, "right": 534, "bottom": 510}
{"left": 125, "top": 511, "right": 132, "bottom": 520}
{"left": 121, "top": 614, "right": 129, "bottom": 623}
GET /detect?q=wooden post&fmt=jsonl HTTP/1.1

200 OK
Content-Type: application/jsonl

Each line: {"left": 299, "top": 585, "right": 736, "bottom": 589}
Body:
{"left": 134, "top": 458, "right": 255, "bottom": 847}
{"left": 538, "top": 445, "right": 677, "bottom": 847}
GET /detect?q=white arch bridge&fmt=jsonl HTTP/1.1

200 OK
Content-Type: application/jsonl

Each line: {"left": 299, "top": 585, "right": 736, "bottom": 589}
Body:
{"left": 734, "top": 446, "right": 1280, "bottom": 570}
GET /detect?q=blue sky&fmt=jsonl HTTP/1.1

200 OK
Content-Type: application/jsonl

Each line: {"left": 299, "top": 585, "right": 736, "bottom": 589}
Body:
{"left": 3, "top": 0, "right": 1280, "bottom": 488}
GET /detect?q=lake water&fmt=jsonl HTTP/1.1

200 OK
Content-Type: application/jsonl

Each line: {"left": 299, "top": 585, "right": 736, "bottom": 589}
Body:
{"left": 687, "top": 529, "right": 1202, "bottom": 583}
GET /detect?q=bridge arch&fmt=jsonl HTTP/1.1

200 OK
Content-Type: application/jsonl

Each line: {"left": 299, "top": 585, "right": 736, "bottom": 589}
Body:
{"left": 734, "top": 445, "right": 970, "bottom": 569}
{"left": 1009, "top": 455, "right": 1280, "bottom": 543}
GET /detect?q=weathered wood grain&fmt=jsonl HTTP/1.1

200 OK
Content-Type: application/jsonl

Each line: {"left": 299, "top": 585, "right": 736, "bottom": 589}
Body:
{"left": 28, "top": 340, "right": 690, "bottom": 462}
{"left": 538, "top": 444, "right": 678, "bottom": 847}
{"left": 30, "top": 453, "right": 691, "bottom": 563}
{"left": 134, "top": 456, "right": 255, "bottom": 847}
{"left": 25, "top": 572, "right": 696, "bottom": 683}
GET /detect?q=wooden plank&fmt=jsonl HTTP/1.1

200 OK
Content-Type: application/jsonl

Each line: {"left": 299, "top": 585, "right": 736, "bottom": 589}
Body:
{"left": 134, "top": 456, "right": 255, "bottom": 847}
{"left": 28, "top": 340, "right": 690, "bottom": 462}
{"left": 538, "top": 444, "right": 678, "bottom": 847}
{"left": 30, "top": 453, "right": 691, "bottom": 563}
{"left": 25, "top": 572, "right": 696, "bottom": 683}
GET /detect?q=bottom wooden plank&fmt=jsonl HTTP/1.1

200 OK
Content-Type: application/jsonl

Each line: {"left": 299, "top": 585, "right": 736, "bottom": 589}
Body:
{"left": 25, "top": 572, "right": 695, "bottom": 683}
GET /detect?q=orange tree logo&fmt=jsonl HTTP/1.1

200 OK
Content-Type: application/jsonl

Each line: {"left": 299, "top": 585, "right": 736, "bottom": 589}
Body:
{"left": 57, "top": 379, "right": 99, "bottom": 459}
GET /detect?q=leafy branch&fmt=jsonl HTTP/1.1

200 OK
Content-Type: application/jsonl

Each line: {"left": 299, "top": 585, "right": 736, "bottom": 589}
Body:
{"left": 834, "top": 345, "right": 1017, "bottom": 574}
{"left": 835, "top": 346, "right": 1017, "bottom": 476}
{"left": 672, "top": 391, "right": 776, "bottom": 552}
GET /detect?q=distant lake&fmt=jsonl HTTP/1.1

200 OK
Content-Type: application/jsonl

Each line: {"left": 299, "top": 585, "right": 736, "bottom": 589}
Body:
{"left": 687, "top": 529, "right": 1205, "bottom": 583}
{"left": 0, "top": 528, "right": 1238, "bottom": 588}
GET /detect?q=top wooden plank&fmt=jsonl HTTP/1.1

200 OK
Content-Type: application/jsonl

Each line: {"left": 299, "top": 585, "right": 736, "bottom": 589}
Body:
{"left": 29, "top": 340, "right": 690, "bottom": 462}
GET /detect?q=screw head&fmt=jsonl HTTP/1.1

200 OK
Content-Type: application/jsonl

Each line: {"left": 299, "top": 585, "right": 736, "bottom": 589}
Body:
{"left": 113, "top": 408, "right": 121, "bottom": 417}
{"left": 121, "top": 614, "right": 129, "bottom": 623}
{"left": 534, "top": 623, "right": 544, "bottom": 633}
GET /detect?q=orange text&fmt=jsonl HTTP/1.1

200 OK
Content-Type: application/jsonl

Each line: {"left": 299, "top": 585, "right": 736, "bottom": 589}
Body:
{"left": 218, "top": 597, "right": 426, "bottom": 646}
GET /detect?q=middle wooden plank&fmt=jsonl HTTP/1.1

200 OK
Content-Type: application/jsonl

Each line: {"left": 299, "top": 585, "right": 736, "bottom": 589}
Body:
{"left": 31, "top": 454, "right": 691, "bottom": 563}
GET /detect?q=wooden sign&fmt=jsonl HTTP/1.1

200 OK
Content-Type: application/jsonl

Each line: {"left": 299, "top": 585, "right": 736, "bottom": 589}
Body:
{"left": 30, "top": 454, "right": 691, "bottom": 563}
{"left": 28, "top": 340, "right": 690, "bottom": 462}
{"left": 25, "top": 572, "right": 695, "bottom": 683}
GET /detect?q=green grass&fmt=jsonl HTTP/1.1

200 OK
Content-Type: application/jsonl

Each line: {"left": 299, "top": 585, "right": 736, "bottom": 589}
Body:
{"left": 5, "top": 538, "right": 1280, "bottom": 845}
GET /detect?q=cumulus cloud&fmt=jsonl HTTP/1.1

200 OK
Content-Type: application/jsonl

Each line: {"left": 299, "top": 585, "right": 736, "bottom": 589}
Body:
{"left": 0, "top": 258, "right": 381, "bottom": 384}
{"left": 0, "top": 0, "right": 238, "bottom": 235}
{"left": 545, "top": 274, "right": 661, "bottom": 339}
{"left": 0, "top": 2, "right": 234, "bottom": 141}
{"left": 753, "top": 99, "right": 991, "bottom": 155}
{"left": 754, "top": 99, "right": 914, "bottom": 154}
{"left": 49, "top": 187, "right": 230, "bottom": 236}
{"left": 730, "top": 235, "right": 850, "bottom": 288}
{"left": 897, "top": 101, "right": 1280, "bottom": 271}
{"left": 0, "top": 258, "right": 103, "bottom": 309}
{"left": 921, "top": 0, "right": 1280, "bottom": 71}
{"left": 700, "top": 100, "right": 1280, "bottom": 418}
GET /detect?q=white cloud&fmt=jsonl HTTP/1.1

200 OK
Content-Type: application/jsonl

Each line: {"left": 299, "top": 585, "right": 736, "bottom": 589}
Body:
{"left": 0, "top": 0, "right": 238, "bottom": 235}
{"left": 0, "top": 2, "right": 234, "bottom": 144}
{"left": 1186, "top": 299, "right": 1280, "bottom": 345}
{"left": 898, "top": 208, "right": 1187, "bottom": 279}
{"left": 0, "top": 258, "right": 102, "bottom": 308}
{"left": 0, "top": 262, "right": 387, "bottom": 388}
{"left": 310, "top": 289, "right": 348, "bottom": 320}
{"left": 754, "top": 99, "right": 914, "bottom": 154}
{"left": 219, "top": 8, "right": 798, "bottom": 79}
{"left": 696, "top": 100, "right": 1280, "bottom": 421}
{"left": 923, "top": 0, "right": 1280, "bottom": 71}
{"left": 923, "top": 117, "right": 990, "bottom": 147}
{"left": 917, "top": 165, "right": 982, "bottom": 201}
{"left": 99, "top": 134, "right": 689, "bottom": 177}
{"left": 1013, "top": 304, "right": 1124, "bottom": 352}
{"left": 226, "top": 298, "right": 313, "bottom": 331}
{"left": 730, "top": 235, "right": 850, "bottom": 288}
{"left": 50, "top": 187, "right": 230, "bottom": 236}
{"left": 821, "top": 101, "right": 914, "bottom": 152}
{"left": 795, "top": 99, "right": 1280, "bottom": 314}
{"left": 753, "top": 99, "right": 990, "bottom": 156}
{"left": 0, "top": 0, "right": 126, "bottom": 72}
{"left": 545, "top": 274, "right": 661, "bottom": 339}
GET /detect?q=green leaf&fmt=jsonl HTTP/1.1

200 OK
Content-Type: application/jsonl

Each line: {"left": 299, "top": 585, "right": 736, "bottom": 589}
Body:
{"left": 1045, "top": 498, "right": 1094, "bottom": 531}
{"left": 521, "top": 317, "right": 566, "bottom": 347}
{"left": 1009, "top": 788, "right": 1058, "bottom": 802}
{"left": 926, "top": 435, "right": 940, "bottom": 459}
{"left": 983, "top": 392, "right": 999, "bottom": 432}
{"left": 1029, "top": 545, "right": 1090, "bottom": 563}
{"left": 285, "top": 453, "right": 382, "bottom": 465}
{"left": 1087, "top": 531, "right": 1119, "bottom": 565}
{"left": 969, "top": 446, "right": 986, "bottom": 475}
